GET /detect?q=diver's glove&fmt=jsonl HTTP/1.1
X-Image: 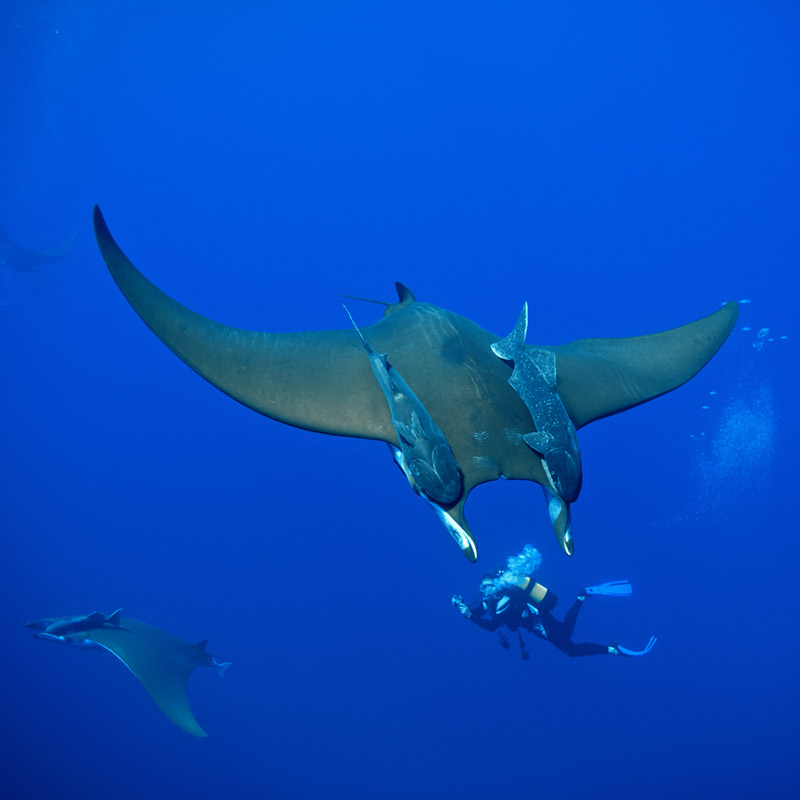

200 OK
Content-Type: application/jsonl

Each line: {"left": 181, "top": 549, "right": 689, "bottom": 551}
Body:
{"left": 451, "top": 595, "right": 471, "bottom": 617}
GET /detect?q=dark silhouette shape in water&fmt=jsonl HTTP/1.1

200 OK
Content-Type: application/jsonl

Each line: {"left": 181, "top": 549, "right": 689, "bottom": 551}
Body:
{"left": 92, "top": 205, "right": 738, "bottom": 561}
{"left": 0, "top": 224, "right": 77, "bottom": 272}
{"left": 25, "top": 611, "right": 231, "bottom": 737}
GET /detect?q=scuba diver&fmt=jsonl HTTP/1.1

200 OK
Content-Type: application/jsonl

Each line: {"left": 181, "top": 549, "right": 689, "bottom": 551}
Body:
{"left": 452, "top": 545, "right": 657, "bottom": 659}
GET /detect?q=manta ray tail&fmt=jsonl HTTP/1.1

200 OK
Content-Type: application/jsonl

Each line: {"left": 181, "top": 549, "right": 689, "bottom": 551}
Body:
{"left": 338, "top": 282, "right": 415, "bottom": 310}
{"left": 342, "top": 305, "right": 372, "bottom": 351}
{"left": 338, "top": 293, "right": 390, "bottom": 307}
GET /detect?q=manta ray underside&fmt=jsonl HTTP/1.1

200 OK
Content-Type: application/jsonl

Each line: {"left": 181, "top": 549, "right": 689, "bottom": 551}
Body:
{"left": 26, "top": 613, "right": 229, "bottom": 737}
{"left": 93, "top": 206, "right": 738, "bottom": 560}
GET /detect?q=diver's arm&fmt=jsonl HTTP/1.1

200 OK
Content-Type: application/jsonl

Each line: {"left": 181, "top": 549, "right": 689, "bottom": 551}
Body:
{"left": 466, "top": 601, "right": 502, "bottom": 631}
{"left": 468, "top": 613, "right": 502, "bottom": 631}
{"left": 452, "top": 594, "right": 500, "bottom": 629}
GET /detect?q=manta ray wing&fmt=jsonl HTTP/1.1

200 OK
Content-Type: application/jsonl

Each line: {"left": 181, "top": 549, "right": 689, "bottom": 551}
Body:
{"left": 552, "top": 302, "right": 739, "bottom": 429}
{"left": 94, "top": 206, "right": 397, "bottom": 443}
{"left": 0, "top": 224, "right": 77, "bottom": 272}
{"left": 86, "top": 617, "right": 210, "bottom": 738}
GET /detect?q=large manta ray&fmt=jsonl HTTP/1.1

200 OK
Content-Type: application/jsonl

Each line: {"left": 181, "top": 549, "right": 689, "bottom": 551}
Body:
{"left": 93, "top": 206, "right": 738, "bottom": 561}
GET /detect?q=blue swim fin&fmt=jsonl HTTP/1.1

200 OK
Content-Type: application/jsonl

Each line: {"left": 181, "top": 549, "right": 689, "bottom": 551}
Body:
{"left": 616, "top": 635, "right": 657, "bottom": 657}
{"left": 584, "top": 580, "right": 632, "bottom": 596}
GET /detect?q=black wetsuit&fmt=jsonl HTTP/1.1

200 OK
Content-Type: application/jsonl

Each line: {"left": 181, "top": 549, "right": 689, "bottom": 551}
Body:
{"left": 466, "top": 585, "right": 609, "bottom": 657}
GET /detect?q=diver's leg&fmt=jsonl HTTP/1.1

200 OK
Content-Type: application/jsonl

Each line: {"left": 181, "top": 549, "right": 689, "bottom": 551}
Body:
{"left": 569, "top": 642, "right": 613, "bottom": 657}
{"left": 540, "top": 614, "right": 612, "bottom": 657}
{"left": 538, "top": 615, "right": 572, "bottom": 655}
{"left": 561, "top": 596, "right": 586, "bottom": 637}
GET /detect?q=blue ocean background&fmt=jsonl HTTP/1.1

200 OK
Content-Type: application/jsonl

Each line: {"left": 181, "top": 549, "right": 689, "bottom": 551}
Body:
{"left": 2, "top": 2, "right": 797, "bottom": 798}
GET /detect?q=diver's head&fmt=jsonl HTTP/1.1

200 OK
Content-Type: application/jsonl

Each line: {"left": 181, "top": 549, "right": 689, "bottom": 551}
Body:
{"left": 479, "top": 572, "right": 503, "bottom": 597}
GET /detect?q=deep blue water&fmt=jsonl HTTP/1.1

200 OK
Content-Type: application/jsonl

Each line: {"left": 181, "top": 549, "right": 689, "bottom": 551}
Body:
{"left": 2, "top": 3, "right": 798, "bottom": 798}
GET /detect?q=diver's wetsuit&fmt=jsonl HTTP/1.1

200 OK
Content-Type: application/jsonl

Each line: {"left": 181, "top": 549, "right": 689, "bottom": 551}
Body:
{"left": 466, "top": 585, "right": 609, "bottom": 657}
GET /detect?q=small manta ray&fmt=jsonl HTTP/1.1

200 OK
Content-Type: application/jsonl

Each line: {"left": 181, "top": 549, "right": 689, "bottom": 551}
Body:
{"left": 26, "top": 611, "right": 230, "bottom": 737}
{"left": 92, "top": 206, "right": 738, "bottom": 561}
{"left": 0, "top": 224, "right": 77, "bottom": 273}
